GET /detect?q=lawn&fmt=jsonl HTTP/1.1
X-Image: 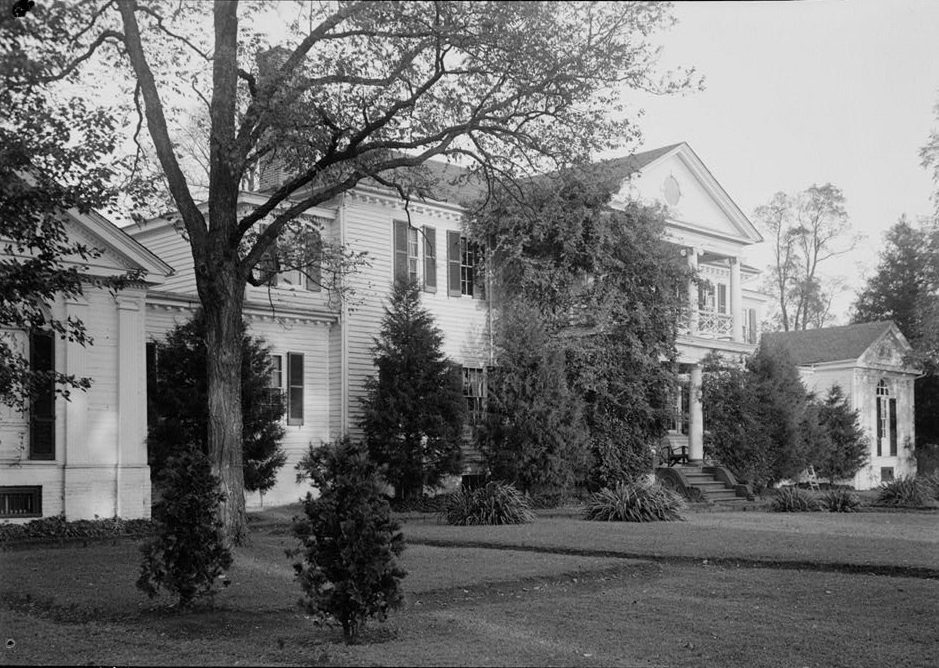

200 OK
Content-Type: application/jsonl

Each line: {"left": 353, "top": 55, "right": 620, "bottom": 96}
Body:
{"left": 1, "top": 508, "right": 937, "bottom": 666}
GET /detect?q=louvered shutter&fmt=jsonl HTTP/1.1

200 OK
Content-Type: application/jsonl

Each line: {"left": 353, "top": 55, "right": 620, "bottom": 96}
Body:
{"left": 889, "top": 398, "right": 898, "bottom": 456}
{"left": 423, "top": 226, "right": 437, "bottom": 292}
{"left": 876, "top": 398, "right": 883, "bottom": 456}
{"left": 393, "top": 220, "right": 409, "bottom": 283}
{"left": 29, "top": 332, "right": 55, "bottom": 460}
{"left": 447, "top": 231, "right": 461, "bottom": 296}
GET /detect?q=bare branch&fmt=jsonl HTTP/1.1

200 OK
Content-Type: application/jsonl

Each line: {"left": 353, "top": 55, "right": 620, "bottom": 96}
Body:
{"left": 41, "top": 30, "right": 125, "bottom": 84}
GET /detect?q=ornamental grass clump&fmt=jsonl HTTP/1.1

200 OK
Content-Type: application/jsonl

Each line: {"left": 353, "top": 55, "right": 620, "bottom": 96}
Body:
{"left": 820, "top": 488, "right": 861, "bottom": 513}
{"left": 443, "top": 481, "right": 535, "bottom": 525}
{"left": 771, "top": 486, "right": 821, "bottom": 512}
{"left": 876, "top": 476, "right": 935, "bottom": 508}
{"left": 583, "top": 481, "right": 685, "bottom": 522}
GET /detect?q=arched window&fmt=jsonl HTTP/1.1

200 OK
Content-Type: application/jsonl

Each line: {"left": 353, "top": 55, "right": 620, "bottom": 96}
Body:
{"left": 875, "top": 380, "right": 897, "bottom": 457}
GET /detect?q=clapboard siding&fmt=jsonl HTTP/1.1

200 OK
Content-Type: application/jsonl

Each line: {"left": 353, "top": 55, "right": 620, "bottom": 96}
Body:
{"left": 340, "top": 190, "right": 491, "bottom": 440}
{"left": 129, "top": 226, "right": 196, "bottom": 294}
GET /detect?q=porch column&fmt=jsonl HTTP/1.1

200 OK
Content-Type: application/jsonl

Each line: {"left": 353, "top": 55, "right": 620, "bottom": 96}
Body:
{"left": 688, "top": 364, "right": 704, "bottom": 464}
{"left": 730, "top": 257, "right": 743, "bottom": 343}
{"left": 686, "top": 247, "right": 699, "bottom": 335}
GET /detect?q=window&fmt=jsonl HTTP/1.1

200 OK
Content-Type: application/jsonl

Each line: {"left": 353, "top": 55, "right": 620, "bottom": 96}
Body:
{"left": 29, "top": 331, "right": 55, "bottom": 460}
{"left": 407, "top": 227, "right": 419, "bottom": 280}
{"left": 880, "top": 467, "right": 894, "bottom": 483}
{"left": 256, "top": 223, "right": 323, "bottom": 292}
{"left": 0, "top": 486, "right": 42, "bottom": 518}
{"left": 462, "top": 367, "right": 486, "bottom": 424}
{"left": 447, "top": 231, "right": 484, "bottom": 298}
{"left": 393, "top": 220, "right": 418, "bottom": 283}
{"left": 875, "top": 380, "right": 897, "bottom": 457}
{"left": 717, "top": 284, "right": 727, "bottom": 314}
{"left": 287, "top": 352, "right": 304, "bottom": 425}
{"left": 267, "top": 354, "right": 284, "bottom": 408}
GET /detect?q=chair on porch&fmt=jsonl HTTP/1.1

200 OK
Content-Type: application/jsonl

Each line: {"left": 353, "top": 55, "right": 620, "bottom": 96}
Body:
{"left": 660, "top": 442, "right": 689, "bottom": 467}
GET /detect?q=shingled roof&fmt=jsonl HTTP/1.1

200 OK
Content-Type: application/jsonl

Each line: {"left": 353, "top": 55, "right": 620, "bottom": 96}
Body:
{"left": 760, "top": 321, "right": 897, "bottom": 366}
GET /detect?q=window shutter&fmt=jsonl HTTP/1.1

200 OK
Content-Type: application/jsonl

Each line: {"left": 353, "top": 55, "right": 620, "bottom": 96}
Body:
{"left": 889, "top": 398, "right": 898, "bottom": 456}
{"left": 287, "top": 352, "right": 304, "bottom": 424}
{"left": 423, "top": 226, "right": 437, "bottom": 292}
{"left": 748, "top": 309, "right": 758, "bottom": 344}
{"left": 393, "top": 220, "right": 409, "bottom": 283}
{"left": 447, "top": 230, "right": 461, "bottom": 296}
{"left": 718, "top": 284, "right": 727, "bottom": 313}
{"left": 29, "top": 332, "right": 55, "bottom": 460}
{"left": 876, "top": 398, "right": 882, "bottom": 456}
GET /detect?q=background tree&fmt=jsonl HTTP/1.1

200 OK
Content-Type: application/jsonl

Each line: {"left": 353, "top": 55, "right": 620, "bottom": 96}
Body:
{"left": 148, "top": 309, "right": 287, "bottom": 495}
{"left": 851, "top": 215, "right": 939, "bottom": 460}
{"left": 812, "top": 385, "right": 869, "bottom": 483}
{"left": 476, "top": 299, "right": 590, "bottom": 494}
{"left": 360, "top": 278, "right": 466, "bottom": 500}
{"left": 3, "top": 1, "right": 691, "bottom": 541}
{"left": 470, "top": 166, "right": 689, "bottom": 487}
{"left": 755, "top": 184, "right": 858, "bottom": 331}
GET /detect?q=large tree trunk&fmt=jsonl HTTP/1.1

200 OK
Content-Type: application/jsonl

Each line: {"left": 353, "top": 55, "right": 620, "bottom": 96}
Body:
{"left": 199, "top": 258, "right": 247, "bottom": 545}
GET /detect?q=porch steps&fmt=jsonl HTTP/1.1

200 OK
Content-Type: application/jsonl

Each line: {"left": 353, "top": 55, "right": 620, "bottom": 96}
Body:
{"left": 656, "top": 465, "right": 750, "bottom": 504}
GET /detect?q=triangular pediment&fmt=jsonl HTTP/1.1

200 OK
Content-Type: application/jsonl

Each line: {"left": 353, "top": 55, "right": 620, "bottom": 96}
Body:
{"left": 859, "top": 324, "right": 914, "bottom": 370}
{"left": 610, "top": 143, "right": 762, "bottom": 249}
{"left": 64, "top": 208, "right": 172, "bottom": 284}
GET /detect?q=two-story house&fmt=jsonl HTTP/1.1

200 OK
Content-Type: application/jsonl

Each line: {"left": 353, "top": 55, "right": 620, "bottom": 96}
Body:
{"left": 1, "top": 141, "right": 769, "bottom": 521}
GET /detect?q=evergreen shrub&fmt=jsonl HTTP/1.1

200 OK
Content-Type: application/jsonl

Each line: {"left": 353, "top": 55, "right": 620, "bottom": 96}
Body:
{"left": 771, "top": 486, "right": 821, "bottom": 512}
{"left": 583, "top": 481, "right": 685, "bottom": 522}
{"left": 292, "top": 438, "right": 406, "bottom": 644}
{"left": 137, "top": 450, "right": 233, "bottom": 607}
{"left": 443, "top": 482, "right": 535, "bottom": 525}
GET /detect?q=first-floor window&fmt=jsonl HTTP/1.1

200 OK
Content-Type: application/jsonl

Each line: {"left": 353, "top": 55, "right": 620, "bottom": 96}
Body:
{"left": 287, "top": 352, "right": 304, "bottom": 425}
{"left": 462, "top": 367, "right": 486, "bottom": 424}
{"left": 875, "top": 379, "right": 897, "bottom": 457}
{"left": 267, "top": 354, "right": 284, "bottom": 408}
{"left": 29, "top": 331, "right": 55, "bottom": 460}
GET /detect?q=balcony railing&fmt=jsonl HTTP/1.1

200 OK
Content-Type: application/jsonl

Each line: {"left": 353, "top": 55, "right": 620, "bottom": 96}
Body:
{"left": 679, "top": 308, "right": 735, "bottom": 339}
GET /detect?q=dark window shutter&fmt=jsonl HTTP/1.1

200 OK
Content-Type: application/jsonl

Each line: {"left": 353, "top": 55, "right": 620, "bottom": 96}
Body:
{"left": 889, "top": 398, "right": 898, "bottom": 456}
{"left": 287, "top": 352, "right": 304, "bottom": 424}
{"left": 876, "top": 398, "right": 882, "bottom": 456}
{"left": 447, "top": 231, "right": 461, "bottom": 297}
{"left": 29, "top": 332, "right": 55, "bottom": 460}
{"left": 423, "top": 226, "right": 437, "bottom": 292}
{"left": 393, "top": 220, "right": 408, "bottom": 283}
{"left": 305, "top": 236, "right": 322, "bottom": 292}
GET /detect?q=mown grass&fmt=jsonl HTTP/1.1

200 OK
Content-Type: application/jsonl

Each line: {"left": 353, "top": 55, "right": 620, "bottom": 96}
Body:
{"left": 1, "top": 508, "right": 937, "bottom": 666}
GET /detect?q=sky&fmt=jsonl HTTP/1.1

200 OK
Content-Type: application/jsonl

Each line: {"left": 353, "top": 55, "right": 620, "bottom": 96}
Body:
{"left": 621, "top": 0, "right": 939, "bottom": 323}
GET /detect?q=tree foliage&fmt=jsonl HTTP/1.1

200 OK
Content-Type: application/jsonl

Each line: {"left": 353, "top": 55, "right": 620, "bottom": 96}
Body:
{"left": 0, "top": 30, "right": 134, "bottom": 408}
{"left": 703, "top": 346, "right": 813, "bottom": 490}
{"left": 851, "top": 216, "right": 939, "bottom": 449}
{"left": 754, "top": 184, "right": 858, "bottom": 331}
{"left": 469, "top": 166, "right": 689, "bottom": 487}
{"left": 147, "top": 309, "right": 287, "bottom": 494}
{"left": 475, "top": 300, "right": 589, "bottom": 493}
{"left": 360, "top": 278, "right": 465, "bottom": 500}
{"left": 3, "top": 0, "right": 690, "bottom": 541}
{"left": 292, "top": 437, "right": 406, "bottom": 645}
{"left": 813, "top": 385, "right": 869, "bottom": 483}
{"left": 137, "top": 449, "right": 233, "bottom": 608}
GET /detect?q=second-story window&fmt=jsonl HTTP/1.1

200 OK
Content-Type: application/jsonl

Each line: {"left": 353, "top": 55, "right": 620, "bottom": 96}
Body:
{"left": 447, "top": 231, "right": 485, "bottom": 299}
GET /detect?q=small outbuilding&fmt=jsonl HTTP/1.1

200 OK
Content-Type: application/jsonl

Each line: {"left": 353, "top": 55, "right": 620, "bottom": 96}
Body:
{"left": 761, "top": 321, "right": 919, "bottom": 490}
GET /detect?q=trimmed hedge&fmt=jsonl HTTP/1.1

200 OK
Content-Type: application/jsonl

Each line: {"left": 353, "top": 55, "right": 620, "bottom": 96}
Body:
{"left": 0, "top": 515, "right": 155, "bottom": 545}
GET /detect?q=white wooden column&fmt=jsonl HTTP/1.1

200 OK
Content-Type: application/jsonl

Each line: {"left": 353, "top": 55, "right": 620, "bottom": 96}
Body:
{"left": 64, "top": 296, "right": 88, "bottom": 465}
{"left": 686, "top": 247, "right": 699, "bottom": 335}
{"left": 688, "top": 364, "right": 704, "bottom": 464}
{"left": 730, "top": 257, "right": 743, "bottom": 343}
